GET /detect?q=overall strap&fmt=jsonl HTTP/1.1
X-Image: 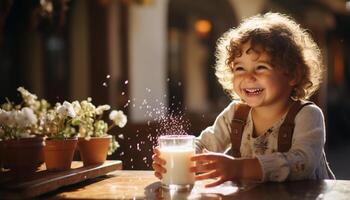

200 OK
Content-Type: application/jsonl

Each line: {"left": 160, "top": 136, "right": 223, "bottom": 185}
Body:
{"left": 278, "top": 100, "right": 314, "bottom": 152}
{"left": 230, "top": 103, "right": 251, "bottom": 158}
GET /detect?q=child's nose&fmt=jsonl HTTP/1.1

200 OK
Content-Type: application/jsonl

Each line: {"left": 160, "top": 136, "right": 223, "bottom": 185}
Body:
{"left": 244, "top": 72, "right": 257, "bottom": 81}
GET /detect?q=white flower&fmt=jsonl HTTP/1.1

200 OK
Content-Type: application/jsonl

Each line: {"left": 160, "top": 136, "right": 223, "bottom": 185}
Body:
{"left": 1, "top": 103, "right": 13, "bottom": 111}
{"left": 0, "top": 110, "right": 16, "bottom": 127}
{"left": 15, "top": 111, "right": 27, "bottom": 128}
{"left": 80, "top": 100, "right": 96, "bottom": 114}
{"left": 46, "top": 110, "right": 56, "bottom": 121}
{"left": 0, "top": 109, "right": 7, "bottom": 124}
{"left": 17, "top": 87, "right": 38, "bottom": 105}
{"left": 95, "top": 105, "right": 111, "bottom": 115}
{"left": 109, "top": 110, "right": 127, "bottom": 128}
{"left": 56, "top": 101, "right": 76, "bottom": 118}
{"left": 18, "top": 107, "right": 38, "bottom": 127}
{"left": 71, "top": 101, "right": 81, "bottom": 113}
{"left": 0, "top": 107, "right": 38, "bottom": 128}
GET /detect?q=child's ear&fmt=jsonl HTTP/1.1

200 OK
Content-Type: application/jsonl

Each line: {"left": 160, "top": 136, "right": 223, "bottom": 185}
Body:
{"left": 289, "top": 76, "right": 298, "bottom": 86}
{"left": 288, "top": 68, "right": 301, "bottom": 86}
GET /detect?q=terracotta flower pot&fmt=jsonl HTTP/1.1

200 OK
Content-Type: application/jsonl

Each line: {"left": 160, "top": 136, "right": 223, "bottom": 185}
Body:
{"left": 44, "top": 138, "right": 78, "bottom": 171}
{"left": 0, "top": 140, "right": 3, "bottom": 170}
{"left": 3, "top": 137, "right": 44, "bottom": 178}
{"left": 78, "top": 136, "right": 111, "bottom": 166}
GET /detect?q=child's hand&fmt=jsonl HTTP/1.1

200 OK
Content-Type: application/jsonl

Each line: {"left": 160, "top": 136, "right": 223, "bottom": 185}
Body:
{"left": 190, "top": 150, "right": 239, "bottom": 187}
{"left": 151, "top": 146, "right": 166, "bottom": 179}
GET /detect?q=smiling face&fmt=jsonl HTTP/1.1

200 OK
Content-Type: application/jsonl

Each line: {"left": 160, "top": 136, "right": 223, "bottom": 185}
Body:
{"left": 231, "top": 42, "right": 296, "bottom": 108}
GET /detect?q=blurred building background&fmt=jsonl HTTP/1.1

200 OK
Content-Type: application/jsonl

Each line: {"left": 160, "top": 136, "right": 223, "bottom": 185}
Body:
{"left": 0, "top": 0, "right": 350, "bottom": 179}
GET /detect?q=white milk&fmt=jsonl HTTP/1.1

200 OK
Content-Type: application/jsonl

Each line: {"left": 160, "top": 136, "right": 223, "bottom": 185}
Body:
{"left": 160, "top": 147, "right": 195, "bottom": 186}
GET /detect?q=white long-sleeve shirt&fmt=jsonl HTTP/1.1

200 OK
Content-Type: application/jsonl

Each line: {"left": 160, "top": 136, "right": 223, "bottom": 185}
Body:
{"left": 196, "top": 101, "right": 334, "bottom": 182}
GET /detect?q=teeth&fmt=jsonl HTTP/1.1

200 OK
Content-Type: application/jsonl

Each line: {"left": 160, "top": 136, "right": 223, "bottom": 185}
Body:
{"left": 246, "top": 89, "right": 261, "bottom": 92}
{"left": 244, "top": 88, "right": 263, "bottom": 95}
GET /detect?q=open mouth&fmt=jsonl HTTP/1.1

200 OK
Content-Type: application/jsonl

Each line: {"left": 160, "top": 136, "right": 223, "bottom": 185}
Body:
{"left": 243, "top": 88, "right": 264, "bottom": 96}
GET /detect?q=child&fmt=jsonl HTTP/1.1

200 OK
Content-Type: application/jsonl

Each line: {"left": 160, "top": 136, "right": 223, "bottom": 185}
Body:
{"left": 152, "top": 12, "right": 334, "bottom": 187}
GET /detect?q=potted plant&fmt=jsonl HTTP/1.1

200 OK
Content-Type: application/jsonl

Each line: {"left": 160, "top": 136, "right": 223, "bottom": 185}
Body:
{"left": 71, "top": 98, "right": 127, "bottom": 166}
{"left": 41, "top": 101, "right": 79, "bottom": 171}
{"left": 0, "top": 87, "right": 47, "bottom": 177}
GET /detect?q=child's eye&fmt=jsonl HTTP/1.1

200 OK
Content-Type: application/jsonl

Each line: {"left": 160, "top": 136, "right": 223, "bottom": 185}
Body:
{"left": 233, "top": 66, "right": 245, "bottom": 72}
{"left": 256, "top": 65, "right": 269, "bottom": 71}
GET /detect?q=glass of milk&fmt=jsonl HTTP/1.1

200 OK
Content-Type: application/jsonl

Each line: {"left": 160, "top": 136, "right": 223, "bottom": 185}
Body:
{"left": 158, "top": 135, "right": 195, "bottom": 190}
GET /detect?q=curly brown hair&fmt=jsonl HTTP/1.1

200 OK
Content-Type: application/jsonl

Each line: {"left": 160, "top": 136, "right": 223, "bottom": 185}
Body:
{"left": 215, "top": 12, "right": 324, "bottom": 100}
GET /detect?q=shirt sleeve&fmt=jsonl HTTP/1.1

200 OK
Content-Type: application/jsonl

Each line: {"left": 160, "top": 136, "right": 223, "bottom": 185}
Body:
{"left": 256, "top": 104, "right": 325, "bottom": 182}
{"left": 195, "top": 101, "right": 237, "bottom": 153}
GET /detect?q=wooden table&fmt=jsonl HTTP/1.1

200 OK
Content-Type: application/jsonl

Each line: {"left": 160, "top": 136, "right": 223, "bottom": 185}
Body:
{"left": 38, "top": 170, "right": 350, "bottom": 200}
{"left": 0, "top": 161, "right": 122, "bottom": 199}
